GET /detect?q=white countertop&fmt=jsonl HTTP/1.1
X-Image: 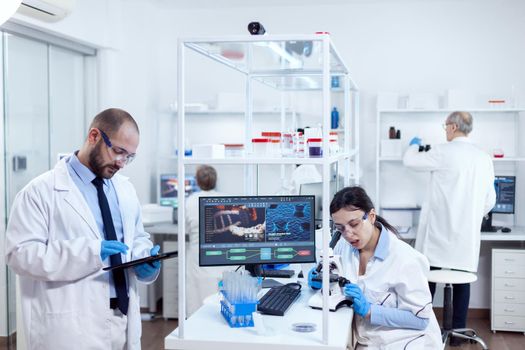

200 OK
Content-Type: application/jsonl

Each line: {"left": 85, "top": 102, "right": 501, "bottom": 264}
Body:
{"left": 164, "top": 281, "right": 353, "bottom": 350}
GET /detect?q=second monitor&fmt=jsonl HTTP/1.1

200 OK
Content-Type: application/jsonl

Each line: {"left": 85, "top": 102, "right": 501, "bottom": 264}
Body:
{"left": 198, "top": 195, "right": 316, "bottom": 268}
{"left": 481, "top": 175, "right": 516, "bottom": 232}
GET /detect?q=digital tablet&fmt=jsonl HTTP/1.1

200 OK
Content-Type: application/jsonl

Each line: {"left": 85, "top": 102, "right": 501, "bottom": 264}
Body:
{"left": 103, "top": 251, "right": 178, "bottom": 271}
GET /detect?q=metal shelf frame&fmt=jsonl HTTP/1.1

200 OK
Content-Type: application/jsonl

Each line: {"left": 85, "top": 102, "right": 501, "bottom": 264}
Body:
{"left": 176, "top": 35, "right": 360, "bottom": 345}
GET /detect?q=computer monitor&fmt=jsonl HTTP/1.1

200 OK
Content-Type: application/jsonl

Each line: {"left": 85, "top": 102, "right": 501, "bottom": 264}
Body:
{"left": 481, "top": 175, "right": 515, "bottom": 232}
{"left": 299, "top": 181, "right": 337, "bottom": 224}
{"left": 198, "top": 195, "right": 316, "bottom": 272}
{"left": 159, "top": 174, "right": 199, "bottom": 207}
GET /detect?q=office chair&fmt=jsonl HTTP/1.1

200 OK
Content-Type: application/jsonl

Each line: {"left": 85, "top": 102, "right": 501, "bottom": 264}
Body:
{"left": 427, "top": 270, "right": 489, "bottom": 349}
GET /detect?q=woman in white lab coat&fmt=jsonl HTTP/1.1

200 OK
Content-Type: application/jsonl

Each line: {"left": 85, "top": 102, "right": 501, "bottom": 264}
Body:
{"left": 185, "top": 165, "right": 233, "bottom": 315}
{"left": 328, "top": 187, "right": 442, "bottom": 349}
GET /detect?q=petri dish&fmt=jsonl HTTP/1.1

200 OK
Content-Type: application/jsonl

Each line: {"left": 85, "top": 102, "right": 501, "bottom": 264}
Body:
{"left": 291, "top": 322, "right": 317, "bottom": 333}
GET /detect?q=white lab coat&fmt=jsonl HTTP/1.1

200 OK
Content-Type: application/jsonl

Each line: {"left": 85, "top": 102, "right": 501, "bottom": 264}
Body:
{"left": 185, "top": 189, "right": 234, "bottom": 315}
{"left": 403, "top": 137, "right": 496, "bottom": 272}
{"left": 290, "top": 164, "right": 322, "bottom": 194}
{"left": 5, "top": 157, "right": 156, "bottom": 350}
{"left": 334, "top": 229, "right": 442, "bottom": 349}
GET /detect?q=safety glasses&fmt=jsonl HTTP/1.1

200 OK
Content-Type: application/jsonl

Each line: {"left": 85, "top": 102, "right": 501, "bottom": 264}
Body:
{"left": 333, "top": 212, "right": 369, "bottom": 234}
{"left": 98, "top": 129, "right": 136, "bottom": 165}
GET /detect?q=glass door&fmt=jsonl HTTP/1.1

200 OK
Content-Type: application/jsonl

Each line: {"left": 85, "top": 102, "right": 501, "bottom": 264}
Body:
{"left": 49, "top": 45, "right": 86, "bottom": 160}
{"left": 3, "top": 33, "right": 50, "bottom": 349}
{"left": 2, "top": 31, "right": 93, "bottom": 349}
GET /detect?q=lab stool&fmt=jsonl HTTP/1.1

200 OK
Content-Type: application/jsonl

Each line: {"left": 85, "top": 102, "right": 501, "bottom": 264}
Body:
{"left": 427, "top": 270, "right": 489, "bottom": 349}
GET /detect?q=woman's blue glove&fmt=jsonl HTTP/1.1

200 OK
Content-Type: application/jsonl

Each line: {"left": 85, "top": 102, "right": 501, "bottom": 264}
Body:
{"left": 343, "top": 283, "right": 371, "bottom": 317}
{"left": 134, "top": 245, "right": 161, "bottom": 279}
{"left": 409, "top": 137, "right": 422, "bottom": 146}
{"left": 100, "top": 240, "right": 128, "bottom": 261}
{"left": 308, "top": 267, "right": 322, "bottom": 290}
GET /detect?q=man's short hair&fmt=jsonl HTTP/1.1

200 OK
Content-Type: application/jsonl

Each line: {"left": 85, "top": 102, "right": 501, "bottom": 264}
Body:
{"left": 196, "top": 165, "right": 217, "bottom": 191}
{"left": 447, "top": 111, "right": 473, "bottom": 135}
{"left": 89, "top": 108, "right": 139, "bottom": 137}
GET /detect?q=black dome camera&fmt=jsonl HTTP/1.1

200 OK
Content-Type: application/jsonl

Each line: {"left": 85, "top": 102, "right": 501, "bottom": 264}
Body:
{"left": 248, "top": 22, "right": 266, "bottom": 35}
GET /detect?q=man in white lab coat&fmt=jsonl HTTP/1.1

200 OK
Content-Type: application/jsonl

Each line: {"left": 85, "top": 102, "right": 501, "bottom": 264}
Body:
{"left": 403, "top": 111, "right": 496, "bottom": 344}
{"left": 5, "top": 108, "right": 160, "bottom": 350}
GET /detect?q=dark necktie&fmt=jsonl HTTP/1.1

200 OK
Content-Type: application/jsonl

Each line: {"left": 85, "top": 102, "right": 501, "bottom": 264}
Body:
{"left": 92, "top": 176, "right": 129, "bottom": 315}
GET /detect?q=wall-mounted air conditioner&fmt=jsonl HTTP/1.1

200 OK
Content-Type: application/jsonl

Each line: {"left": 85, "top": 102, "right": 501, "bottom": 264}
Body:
{"left": 17, "top": 0, "right": 75, "bottom": 22}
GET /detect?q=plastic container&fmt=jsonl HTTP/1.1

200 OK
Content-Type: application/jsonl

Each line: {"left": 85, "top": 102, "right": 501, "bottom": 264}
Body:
{"left": 329, "top": 131, "right": 339, "bottom": 155}
{"left": 220, "top": 291, "right": 256, "bottom": 328}
{"left": 261, "top": 132, "right": 282, "bottom": 157}
{"left": 282, "top": 133, "right": 294, "bottom": 156}
{"left": 293, "top": 132, "right": 304, "bottom": 157}
{"left": 251, "top": 138, "right": 269, "bottom": 156}
{"left": 268, "top": 139, "right": 281, "bottom": 157}
{"left": 331, "top": 107, "right": 339, "bottom": 129}
{"left": 224, "top": 143, "right": 245, "bottom": 157}
{"left": 307, "top": 138, "right": 323, "bottom": 157}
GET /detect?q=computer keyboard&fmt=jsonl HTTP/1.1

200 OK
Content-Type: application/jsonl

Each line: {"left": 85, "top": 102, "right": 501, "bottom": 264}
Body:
{"left": 257, "top": 283, "right": 302, "bottom": 316}
{"left": 261, "top": 269, "right": 295, "bottom": 278}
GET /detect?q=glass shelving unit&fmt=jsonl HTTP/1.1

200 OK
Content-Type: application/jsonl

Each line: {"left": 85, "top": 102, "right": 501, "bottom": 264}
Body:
{"left": 174, "top": 34, "right": 360, "bottom": 345}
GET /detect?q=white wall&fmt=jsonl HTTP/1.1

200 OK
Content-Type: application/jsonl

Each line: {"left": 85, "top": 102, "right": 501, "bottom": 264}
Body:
{"left": 157, "top": 0, "right": 525, "bottom": 309}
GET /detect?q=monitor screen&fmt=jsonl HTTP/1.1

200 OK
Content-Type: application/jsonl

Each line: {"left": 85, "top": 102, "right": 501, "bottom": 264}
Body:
{"left": 492, "top": 176, "right": 515, "bottom": 214}
{"left": 198, "top": 195, "right": 316, "bottom": 267}
{"left": 159, "top": 174, "right": 199, "bottom": 207}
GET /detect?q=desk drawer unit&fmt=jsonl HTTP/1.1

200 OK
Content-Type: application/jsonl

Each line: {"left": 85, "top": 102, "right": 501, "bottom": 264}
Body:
{"left": 491, "top": 249, "right": 525, "bottom": 334}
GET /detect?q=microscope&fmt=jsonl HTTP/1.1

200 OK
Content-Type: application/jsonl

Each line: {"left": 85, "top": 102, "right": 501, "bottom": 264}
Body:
{"left": 307, "top": 248, "right": 353, "bottom": 311}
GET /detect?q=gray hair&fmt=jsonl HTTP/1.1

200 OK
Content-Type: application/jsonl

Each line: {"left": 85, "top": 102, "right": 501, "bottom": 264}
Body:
{"left": 447, "top": 111, "right": 473, "bottom": 135}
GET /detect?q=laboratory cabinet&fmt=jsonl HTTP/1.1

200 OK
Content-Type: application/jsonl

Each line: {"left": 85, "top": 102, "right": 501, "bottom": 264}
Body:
{"left": 171, "top": 34, "right": 359, "bottom": 345}
{"left": 375, "top": 108, "right": 525, "bottom": 228}
{"left": 491, "top": 249, "right": 525, "bottom": 334}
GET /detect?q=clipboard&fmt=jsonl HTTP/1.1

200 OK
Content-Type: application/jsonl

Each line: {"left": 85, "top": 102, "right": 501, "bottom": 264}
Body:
{"left": 103, "top": 250, "right": 178, "bottom": 271}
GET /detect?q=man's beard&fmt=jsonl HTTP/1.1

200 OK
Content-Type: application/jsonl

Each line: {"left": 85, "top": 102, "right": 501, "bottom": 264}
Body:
{"left": 88, "top": 142, "right": 118, "bottom": 179}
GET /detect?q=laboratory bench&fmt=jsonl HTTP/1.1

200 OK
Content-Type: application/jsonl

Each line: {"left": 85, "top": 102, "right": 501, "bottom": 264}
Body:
{"left": 397, "top": 227, "right": 525, "bottom": 241}
{"left": 164, "top": 278, "right": 354, "bottom": 350}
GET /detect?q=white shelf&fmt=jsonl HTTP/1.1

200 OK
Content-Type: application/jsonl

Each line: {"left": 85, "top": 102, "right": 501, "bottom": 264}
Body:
{"left": 174, "top": 109, "right": 294, "bottom": 115}
{"left": 493, "top": 157, "right": 525, "bottom": 162}
{"left": 398, "top": 227, "right": 525, "bottom": 241}
{"left": 181, "top": 151, "right": 357, "bottom": 165}
{"left": 378, "top": 156, "right": 403, "bottom": 161}
{"left": 378, "top": 108, "right": 525, "bottom": 113}
{"left": 379, "top": 156, "right": 525, "bottom": 162}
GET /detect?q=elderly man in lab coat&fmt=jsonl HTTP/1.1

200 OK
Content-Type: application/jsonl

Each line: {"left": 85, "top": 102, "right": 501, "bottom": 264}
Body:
{"left": 5, "top": 108, "right": 159, "bottom": 350}
{"left": 403, "top": 111, "right": 496, "bottom": 344}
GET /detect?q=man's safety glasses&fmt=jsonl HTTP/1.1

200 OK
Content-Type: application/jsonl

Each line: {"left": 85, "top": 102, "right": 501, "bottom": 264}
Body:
{"left": 99, "top": 129, "right": 136, "bottom": 165}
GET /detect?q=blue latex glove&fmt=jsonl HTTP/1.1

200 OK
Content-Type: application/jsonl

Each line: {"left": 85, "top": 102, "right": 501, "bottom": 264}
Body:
{"left": 409, "top": 137, "right": 422, "bottom": 146}
{"left": 308, "top": 267, "right": 322, "bottom": 290}
{"left": 134, "top": 245, "right": 161, "bottom": 279}
{"left": 343, "top": 283, "right": 371, "bottom": 317}
{"left": 100, "top": 240, "right": 128, "bottom": 261}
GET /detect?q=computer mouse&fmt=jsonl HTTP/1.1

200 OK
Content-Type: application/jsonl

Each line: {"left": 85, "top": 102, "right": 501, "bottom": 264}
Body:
{"left": 285, "top": 282, "right": 302, "bottom": 290}
{"left": 501, "top": 227, "right": 512, "bottom": 233}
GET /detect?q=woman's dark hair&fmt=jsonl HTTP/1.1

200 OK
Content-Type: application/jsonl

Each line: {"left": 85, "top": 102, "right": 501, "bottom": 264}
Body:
{"left": 329, "top": 186, "right": 399, "bottom": 236}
